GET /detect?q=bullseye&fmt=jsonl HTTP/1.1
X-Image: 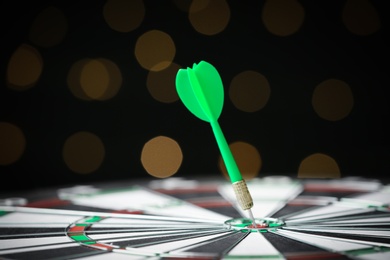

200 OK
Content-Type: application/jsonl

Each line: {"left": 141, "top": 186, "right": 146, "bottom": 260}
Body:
{"left": 224, "top": 217, "right": 284, "bottom": 232}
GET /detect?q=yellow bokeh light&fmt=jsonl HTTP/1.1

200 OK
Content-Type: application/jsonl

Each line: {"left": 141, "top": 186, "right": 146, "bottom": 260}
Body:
{"left": 298, "top": 153, "right": 341, "bottom": 178}
{"left": 262, "top": 0, "right": 305, "bottom": 36}
{"left": 189, "top": 0, "right": 230, "bottom": 35}
{"left": 312, "top": 79, "right": 354, "bottom": 121}
{"left": 229, "top": 71, "right": 271, "bottom": 113}
{"left": 29, "top": 6, "right": 68, "bottom": 47}
{"left": 6, "top": 44, "right": 43, "bottom": 91}
{"left": 135, "top": 30, "right": 176, "bottom": 71}
{"left": 218, "top": 141, "right": 261, "bottom": 180}
{"left": 63, "top": 131, "right": 105, "bottom": 174}
{"left": 80, "top": 59, "right": 110, "bottom": 100}
{"left": 103, "top": 0, "right": 145, "bottom": 32}
{"left": 0, "top": 122, "right": 26, "bottom": 165}
{"left": 146, "top": 62, "right": 180, "bottom": 103}
{"left": 141, "top": 136, "right": 183, "bottom": 178}
{"left": 67, "top": 58, "right": 122, "bottom": 101}
{"left": 342, "top": 0, "right": 381, "bottom": 36}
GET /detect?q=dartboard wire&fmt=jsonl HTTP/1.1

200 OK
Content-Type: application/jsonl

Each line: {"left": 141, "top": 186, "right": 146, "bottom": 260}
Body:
{"left": 281, "top": 227, "right": 390, "bottom": 245}
{"left": 0, "top": 226, "right": 225, "bottom": 239}
{"left": 280, "top": 194, "right": 390, "bottom": 221}
{"left": 270, "top": 228, "right": 390, "bottom": 256}
{"left": 0, "top": 206, "right": 224, "bottom": 224}
{"left": 121, "top": 230, "right": 248, "bottom": 258}
{"left": 67, "top": 214, "right": 231, "bottom": 244}
{"left": 0, "top": 224, "right": 229, "bottom": 256}
{"left": 281, "top": 209, "right": 382, "bottom": 226}
{"left": 283, "top": 226, "right": 390, "bottom": 235}
{"left": 113, "top": 229, "right": 236, "bottom": 249}
{"left": 283, "top": 210, "right": 390, "bottom": 226}
{"left": 80, "top": 229, "right": 233, "bottom": 249}
{"left": 75, "top": 223, "right": 229, "bottom": 242}
{"left": 58, "top": 209, "right": 251, "bottom": 259}
{"left": 0, "top": 205, "right": 234, "bottom": 257}
{"left": 0, "top": 230, "right": 231, "bottom": 256}
{"left": 2, "top": 179, "right": 386, "bottom": 260}
{"left": 164, "top": 232, "right": 249, "bottom": 259}
{"left": 67, "top": 223, "right": 239, "bottom": 258}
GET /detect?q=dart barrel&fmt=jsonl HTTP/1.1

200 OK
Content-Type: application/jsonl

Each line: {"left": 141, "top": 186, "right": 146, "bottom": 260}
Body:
{"left": 232, "top": 179, "right": 254, "bottom": 210}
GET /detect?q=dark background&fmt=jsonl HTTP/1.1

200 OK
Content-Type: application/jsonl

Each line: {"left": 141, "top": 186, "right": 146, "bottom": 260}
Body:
{"left": 1, "top": 0, "right": 388, "bottom": 192}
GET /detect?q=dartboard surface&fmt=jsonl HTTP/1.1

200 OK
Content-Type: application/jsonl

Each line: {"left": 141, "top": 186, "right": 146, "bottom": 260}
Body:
{"left": 1, "top": 176, "right": 389, "bottom": 259}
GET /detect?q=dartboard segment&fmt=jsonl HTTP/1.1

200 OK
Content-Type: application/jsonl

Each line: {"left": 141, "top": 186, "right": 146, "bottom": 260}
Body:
{"left": 0, "top": 177, "right": 389, "bottom": 259}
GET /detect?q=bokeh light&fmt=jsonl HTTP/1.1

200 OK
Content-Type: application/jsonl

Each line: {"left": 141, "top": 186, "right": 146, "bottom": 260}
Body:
{"left": 6, "top": 44, "right": 43, "bottom": 91}
{"left": 312, "top": 79, "right": 354, "bottom": 121}
{"left": 189, "top": 0, "right": 230, "bottom": 35}
{"left": 67, "top": 58, "right": 122, "bottom": 101}
{"left": 0, "top": 122, "right": 26, "bottom": 165}
{"left": 342, "top": 0, "right": 381, "bottom": 36}
{"left": 262, "top": 0, "right": 304, "bottom": 36}
{"left": 298, "top": 153, "right": 341, "bottom": 178}
{"left": 218, "top": 141, "right": 262, "bottom": 180}
{"left": 135, "top": 30, "right": 176, "bottom": 71}
{"left": 80, "top": 58, "right": 122, "bottom": 100}
{"left": 146, "top": 62, "right": 180, "bottom": 103}
{"left": 103, "top": 0, "right": 145, "bottom": 33}
{"left": 0, "top": 1, "right": 386, "bottom": 190}
{"left": 229, "top": 71, "right": 271, "bottom": 113}
{"left": 63, "top": 131, "right": 105, "bottom": 174}
{"left": 29, "top": 6, "right": 67, "bottom": 47}
{"left": 141, "top": 136, "right": 183, "bottom": 178}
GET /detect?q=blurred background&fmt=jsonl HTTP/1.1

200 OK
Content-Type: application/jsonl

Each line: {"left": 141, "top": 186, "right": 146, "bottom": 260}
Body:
{"left": 1, "top": 0, "right": 388, "bottom": 192}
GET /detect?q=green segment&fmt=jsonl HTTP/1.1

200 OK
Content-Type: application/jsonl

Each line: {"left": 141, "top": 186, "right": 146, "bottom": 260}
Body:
{"left": 69, "top": 216, "right": 103, "bottom": 244}
{"left": 71, "top": 234, "right": 95, "bottom": 244}
{"left": 85, "top": 216, "right": 103, "bottom": 223}
{"left": 345, "top": 246, "right": 390, "bottom": 256}
{"left": 176, "top": 60, "right": 243, "bottom": 183}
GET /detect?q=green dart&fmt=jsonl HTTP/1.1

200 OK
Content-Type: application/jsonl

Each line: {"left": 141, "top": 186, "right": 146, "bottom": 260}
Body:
{"left": 175, "top": 60, "right": 256, "bottom": 225}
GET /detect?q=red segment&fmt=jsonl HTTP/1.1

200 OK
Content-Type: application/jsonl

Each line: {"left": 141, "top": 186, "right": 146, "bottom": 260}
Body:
{"left": 111, "top": 209, "right": 143, "bottom": 214}
{"left": 189, "top": 200, "right": 232, "bottom": 208}
{"left": 26, "top": 199, "right": 70, "bottom": 208}
{"left": 248, "top": 223, "right": 268, "bottom": 228}
{"left": 286, "top": 252, "right": 346, "bottom": 260}
{"left": 153, "top": 186, "right": 219, "bottom": 194}
{"left": 91, "top": 243, "right": 116, "bottom": 251}
{"left": 68, "top": 225, "right": 86, "bottom": 236}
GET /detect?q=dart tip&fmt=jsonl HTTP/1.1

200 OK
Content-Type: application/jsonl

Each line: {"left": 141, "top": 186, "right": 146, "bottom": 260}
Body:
{"left": 247, "top": 208, "right": 257, "bottom": 227}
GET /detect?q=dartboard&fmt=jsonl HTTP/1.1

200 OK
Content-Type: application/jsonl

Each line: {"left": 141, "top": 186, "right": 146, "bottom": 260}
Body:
{"left": 1, "top": 176, "right": 389, "bottom": 259}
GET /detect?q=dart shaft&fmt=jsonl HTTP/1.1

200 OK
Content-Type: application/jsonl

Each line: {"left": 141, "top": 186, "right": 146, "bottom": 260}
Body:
{"left": 209, "top": 120, "right": 255, "bottom": 211}
{"left": 210, "top": 120, "right": 242, "bottom": 183}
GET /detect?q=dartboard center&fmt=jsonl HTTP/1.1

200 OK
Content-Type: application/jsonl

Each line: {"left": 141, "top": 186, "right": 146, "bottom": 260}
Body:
{"left": 224, "top": 217, "right": 285, "bottom": 232}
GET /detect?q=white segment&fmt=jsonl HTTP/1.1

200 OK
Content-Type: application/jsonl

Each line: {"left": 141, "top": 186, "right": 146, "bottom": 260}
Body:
{"left": 127, "top": 232, "right": 228, "bottom": 254}
{"left": 0, "top": 236, "right": 74, "bottom": 251}
{"left": 274, "top": 229, "right": 373, "bottom": 251}
{"left": 353, "top": 251, "right": 390, "bottom": 260}
{"left": 69, "top": 187, "right": 229, "bottom": 221}
{"left": 74, "top": 252, "right": 151, "bottom": 260}
{"left": 225, "top": 232, "right": 284, "bottom": 259}
{"left": 285, "top": 204, "right": 374, "bottom": 222}
{"left": 0, "top": 212, "right": 81, "bottom": 227}
{"left": 344, "top": 190, "right": 390, "bottom": 205}
{"left": 316, "top": 216, "right": 390, "bottom": 225}
{"left": 284, "top": 227, "right": 390, "bottom": 239}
